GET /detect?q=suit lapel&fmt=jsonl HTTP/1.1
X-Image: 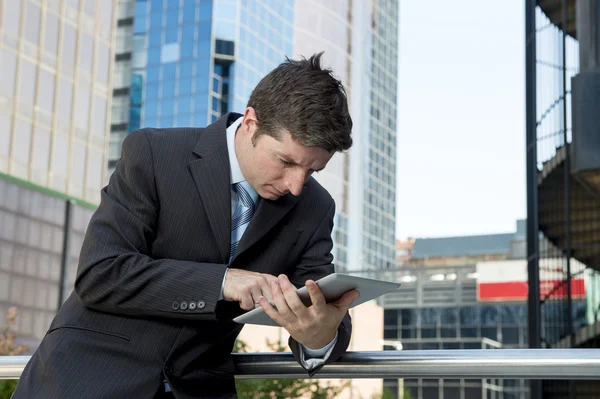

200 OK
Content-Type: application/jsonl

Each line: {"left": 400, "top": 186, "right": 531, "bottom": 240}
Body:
{"left": 188, "top": 114, "right": 239, "bottom": 263}
{"left": 232, "top": 193, "right": 299, "bottom": 262}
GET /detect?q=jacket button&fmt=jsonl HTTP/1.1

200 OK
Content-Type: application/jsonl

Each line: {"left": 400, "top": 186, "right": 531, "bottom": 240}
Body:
{"left": 180, "top": 301, "right": 188, "bottom": 310}
{"left": 188, "top": 302, "right": 197, "bottom": 310}
{"left": 197, "top": 300, "right": 206, "bottom": 309}
{"left": 172, "top": 302, "right": 179, "bottom": 310}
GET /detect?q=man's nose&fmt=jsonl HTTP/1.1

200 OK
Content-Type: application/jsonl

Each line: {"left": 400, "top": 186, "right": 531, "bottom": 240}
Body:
{"left": 284, "top": 170, "right": 306, "bottom": 196}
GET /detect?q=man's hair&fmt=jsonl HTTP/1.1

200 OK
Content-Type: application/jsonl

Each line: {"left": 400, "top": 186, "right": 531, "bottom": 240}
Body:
{"left": 247, "top": 52, "right": 353, "bottom": 152}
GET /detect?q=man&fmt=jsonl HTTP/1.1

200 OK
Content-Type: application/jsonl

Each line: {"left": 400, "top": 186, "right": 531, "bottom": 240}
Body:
{"left": 13, "top": 53, "right": 357, "bottom": 398}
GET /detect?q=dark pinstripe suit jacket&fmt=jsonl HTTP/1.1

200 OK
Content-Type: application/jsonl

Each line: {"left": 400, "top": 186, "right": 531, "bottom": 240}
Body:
{"left": 13, "top": 113, "right": 352, "bottom": 399}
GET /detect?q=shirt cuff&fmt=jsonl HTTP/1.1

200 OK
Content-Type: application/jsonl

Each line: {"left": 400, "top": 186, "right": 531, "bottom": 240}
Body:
{"left": 218, "top": 269, "right": 228, "bottom": 301}
{"left": 299, "top": 332, "right": 338, "bottom": 370}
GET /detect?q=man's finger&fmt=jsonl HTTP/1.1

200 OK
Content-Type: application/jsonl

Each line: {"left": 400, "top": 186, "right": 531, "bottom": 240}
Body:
{"left": 257, "top": 277, "right": 275, "bottom": 303}
{"left": 306, "top": 280, "right": 327, "bottom": 308}
{"left": 259, "top": 296, "right": 283, "bottom": 325}
{"left": 278, "top": 275, "right": 309, "bottom": 317}
{"left": 272, "top": 280, "right": 294, "bottom": 321}
{"left": 331, "top": 289, "right": 360, "bottom": 311}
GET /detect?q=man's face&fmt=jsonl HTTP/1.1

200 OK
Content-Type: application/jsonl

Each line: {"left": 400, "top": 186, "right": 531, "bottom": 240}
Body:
{"left": 235, "top": 108, "right": 333, "bottom": 200}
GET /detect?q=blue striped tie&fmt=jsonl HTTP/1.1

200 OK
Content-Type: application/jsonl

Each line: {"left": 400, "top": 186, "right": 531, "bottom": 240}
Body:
{"left": 230, "top": 180, "right": 258, "bottom": 262}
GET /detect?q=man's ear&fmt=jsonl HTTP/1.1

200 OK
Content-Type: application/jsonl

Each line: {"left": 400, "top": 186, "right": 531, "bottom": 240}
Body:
{"left": 242, "top": 107, "right": 259, "bottom": 135}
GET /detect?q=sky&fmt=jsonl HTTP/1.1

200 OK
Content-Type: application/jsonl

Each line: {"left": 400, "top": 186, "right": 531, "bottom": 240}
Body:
{"left": 395, "top": 0, "right": 527, "bottom": 239}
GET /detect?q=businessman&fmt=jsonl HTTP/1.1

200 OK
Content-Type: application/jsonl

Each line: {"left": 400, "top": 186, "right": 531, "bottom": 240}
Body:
{"left": 13, "top": 53, "right": 357, "bottom": 398}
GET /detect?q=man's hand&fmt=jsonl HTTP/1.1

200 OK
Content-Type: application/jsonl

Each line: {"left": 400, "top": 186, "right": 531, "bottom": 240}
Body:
{"left": 258, "top": 274, "right": 360, "bottom": 349}
{"left": 222, "top": 269, "right": 278, "bottom": 310}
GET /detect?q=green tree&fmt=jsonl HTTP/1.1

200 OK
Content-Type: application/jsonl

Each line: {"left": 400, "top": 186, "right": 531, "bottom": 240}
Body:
{"left": 234, "top": 339, "right": 349, "bottom": 399}
{"left": 0, "top": 307, "right": 28, "bottom": 399}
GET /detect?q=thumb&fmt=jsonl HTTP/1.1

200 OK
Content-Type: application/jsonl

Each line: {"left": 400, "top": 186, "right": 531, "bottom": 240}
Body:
{"left": 331, "top": 289, "right": 360, "bottom": 311}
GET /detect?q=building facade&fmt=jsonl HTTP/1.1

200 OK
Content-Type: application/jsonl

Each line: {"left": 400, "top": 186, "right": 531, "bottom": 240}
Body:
{"left": 0, "top": 0, "right": 117, "bottom": 204}
{"left": 0, "top": 0, "right": 118, "bottom": 341}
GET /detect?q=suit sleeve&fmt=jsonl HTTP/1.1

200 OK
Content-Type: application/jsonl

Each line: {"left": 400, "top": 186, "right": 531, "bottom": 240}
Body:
{"left": 74, "top": 129, "right": 228, "bottom": 320}
{"left": 287, "top": 200, "right": 352, "bottom": 376}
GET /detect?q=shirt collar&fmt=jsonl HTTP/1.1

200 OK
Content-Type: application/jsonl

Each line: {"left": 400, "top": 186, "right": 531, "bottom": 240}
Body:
{"left": 226, "top": 116, "right": 246, "bottom": 185}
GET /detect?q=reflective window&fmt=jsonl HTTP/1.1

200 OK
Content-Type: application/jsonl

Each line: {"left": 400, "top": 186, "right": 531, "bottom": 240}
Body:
{"left": 74, "top": 86, "right": 91, "bottom": 129}
{"left": 78, "top": 33, "right": 94, "bottom": 73}
{"left": 83, "top": 0, "right": 95, "bottom": 16}
{"left": 96, "top": 43, "right": 110, "bottom": 85}
{"left": 31, "top": 127, "right": 51, "bottom": 173}
{"left": 12, "top": 118, "right": 32, "bottom": 164}
{"left": 56, "top": 79, "right": 73, "bottom": 124}
{"left": 92, "top": 95, "right": 107, "bottom": 134}
{"left": 99, "top": 0, "right": 113, "bottom": 28}
{"left": 24, "top": 2, "right": 42, "bottom": 44}
{"left": 36, "top": 69, "right": 56, "bottom": 113}
{"left": 178, "top": 78, "right": 192, "bottom": 96}
{"left": 2, "top": 0, "right": 22, "bottom": 35}
{"left": 61, "top": 24, "right": 77, "bottom": 66}
{"left": 0, "top": 113, "right": 12, "bottom": 158}
{"left": 0, "top": 50, "right": 17, "bottom": 96}
{"left": 43, "top": 12, "right": 60, "bottom": 55}
{"left": 18, "top": 59, "right": 37, "bottom": 104}
{"left": 86, "top": 149, "right": 103, "bottom": 189}
{"left": 70, "top": 141, "right": 86, "bottom": 184}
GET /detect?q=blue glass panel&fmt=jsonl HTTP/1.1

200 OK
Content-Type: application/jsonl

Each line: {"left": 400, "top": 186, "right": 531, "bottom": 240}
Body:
{"left": 148, "top": 47, "right": 161, "bottom": 65}
{"left": 159, "top": 115, "right": 173, "bottom": 128}
{"left": 211, "top": 114, "right": 218, "bottom": 123}
{"left": 177, "top": 96, "right": 191, "bottom": 114}
{"left": 213, "top": 63, "right": 222, "bottom": 75}
{"left": 199, "top": 0, "right": 212, "bottom": 19}
{"left": 147, "top": 65, "right": 160, "bottom": 82}
{"left": 198, "top": 22, "right": 211, "bottom": 40}
{"left": 145, "top": 82, "right": 159, "bottom": 100}
{"left": 211, "top": 96, "right": 219, "bottom": 112}
{"left": 162, "top": 81, "right": 176, "bottom": 98}
{"left": 180, "top": 61, "right": 194, "bottom": 78}
{"left": 193, "top": 111, "right": 207, "bottom": 127}
{"left": 167, "top": 0, "right": 179, "bottom": 10}
{"left": 162, "top": 63, "right": 177, "bottom": 80}
{"left": 196, "top": 39, "right": 210, "bottom": 57}
{"left": 166, "top": 9, "right": 179, "bottom": 26}
{"left": 183, "top": 4, "right": 196, "bottom": 22}
{"left": 133, "top": 15, "right": 147, "bottom": 33}
{"left": 181, "top": 40, "right": 194, "bottom": 59}
{"left": 178, "top": 78, "right": 193, "bottom": 95}
{"left": 149, "top": 29, "right": 162, "bottom": 47}
{"left": 144, "top": 99, "right": 159, "bottom": 118}
{"left": 212, "top": 77, "right": 219, "bottom": 94}
{"left": 135, "top": 1, "right": 147, "bottom": 17}
{"left": 150, "top": 12, "right": 162, "bottom": 28}
{"left": 182, "top": 24, "right": 195, "bottom": 42}
{"left": 175, "top": 114, "right": 190, "bottom": 127}
{"left": 150, "top": 0, "right": 163, "bottom": 12}
{"left": 183, "top": 0, "right": 196, "bottom": 7}
{"left": 165, "top": 27, "right": 178, "bottom": 43}
{"left": 161, "top": 98, "right": 174, "bottom": 114}
{"left": 194, "top": 93, "right": 208, "bottom": 109}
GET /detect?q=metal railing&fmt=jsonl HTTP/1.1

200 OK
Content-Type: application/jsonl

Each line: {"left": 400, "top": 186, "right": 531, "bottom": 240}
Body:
{"left": 2, "top": 349, "right": 600, "bottom": 380}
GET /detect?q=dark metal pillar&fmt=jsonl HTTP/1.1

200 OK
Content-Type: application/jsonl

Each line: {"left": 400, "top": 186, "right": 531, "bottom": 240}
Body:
{"left": 560, "top": 3, "right": 575, "bottom": 398}
{"left": 58, "top": 199, "right": 74, "bottom": 312}
{"left": 526, "top": 0, "right": 542, "bottom": 398}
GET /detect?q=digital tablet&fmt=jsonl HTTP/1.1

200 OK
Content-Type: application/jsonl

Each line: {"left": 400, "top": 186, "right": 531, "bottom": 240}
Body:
{"left": 233, "top": 273, "right": 401, "bottom": 326}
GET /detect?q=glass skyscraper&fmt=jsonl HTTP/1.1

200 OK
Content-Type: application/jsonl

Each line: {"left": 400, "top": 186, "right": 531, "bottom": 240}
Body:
{"left": 113, "top": 0, "right": 398, "bottom": 275}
